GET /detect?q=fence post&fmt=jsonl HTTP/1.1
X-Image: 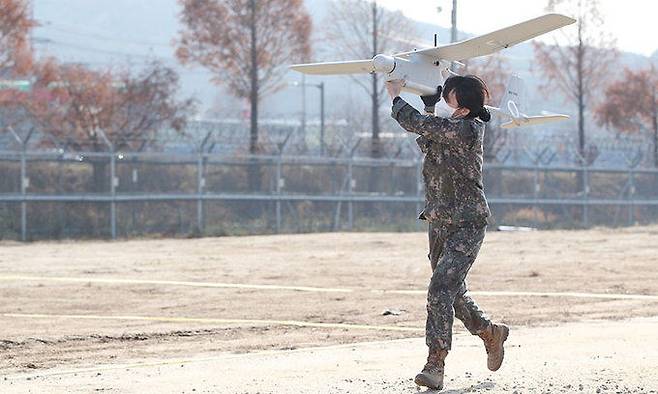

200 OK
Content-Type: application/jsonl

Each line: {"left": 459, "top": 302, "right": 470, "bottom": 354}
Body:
{"left": 197, "top": 131, "right": 212, "bottom": 236}
{"left": 347, "top": 156, "right": 354, "bottom": 230}
{"left": 583, "top": 166, "right": 589, "bottom": 228}
{"left": 110, "top": 151, "right": 117, "bottom": 239}
{"left": 20, "top": 147, "right": 27, "bottom": 241}
{"left": 96, "top": 129, "right": 116, "bottom": 239}
{"left": 275, "top": 156, "right": 282, "bottom": 233}
{"left": 628, "top": 169, "right": 635, "bottom": 226}
{"left": 533, "top": 167, "right": 540, "bottom": 227}
{"left": 197, "top": 153, "right": 205, "bottom": 234}
{"left": 9, "top": 127, "right": 32, "bottom": 242}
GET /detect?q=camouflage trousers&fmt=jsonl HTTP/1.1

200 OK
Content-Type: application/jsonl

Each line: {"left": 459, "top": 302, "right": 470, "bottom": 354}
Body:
{"left": 425, "top": 220, "right": 491, "bottom": 350}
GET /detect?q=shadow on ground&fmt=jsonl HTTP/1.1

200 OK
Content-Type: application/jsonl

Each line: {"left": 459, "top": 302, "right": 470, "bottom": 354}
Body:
{"left": 418, "top": 380, "right": 496, "bottom": 393}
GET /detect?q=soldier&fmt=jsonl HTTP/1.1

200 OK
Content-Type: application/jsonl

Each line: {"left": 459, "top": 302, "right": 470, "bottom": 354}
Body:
{"left": 385, "top": 76, "right": 509, "bottom": 390}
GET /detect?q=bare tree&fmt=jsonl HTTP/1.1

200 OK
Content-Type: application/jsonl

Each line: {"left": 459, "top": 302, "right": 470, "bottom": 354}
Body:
{"left": 0, "top": 0, "right": 34, "bottom": 75}
{"left": 176, "top": 0, "right": 312, "bottom": 190}
{"left": 176, "top": 0, "right": 312, "bottom": 151}
{"left": 533, "top": 0, "right": 617, "bottom": 164}
{"left": 324, "top": 0, "right": 416, "bottom": 158}
{"left": 595, "top": 66, "right": 658, "bottom": 167}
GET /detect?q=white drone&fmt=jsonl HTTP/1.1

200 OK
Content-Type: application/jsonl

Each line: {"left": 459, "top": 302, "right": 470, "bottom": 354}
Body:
{"left": 291, "top": 13, "right": 575, "bottom": 128}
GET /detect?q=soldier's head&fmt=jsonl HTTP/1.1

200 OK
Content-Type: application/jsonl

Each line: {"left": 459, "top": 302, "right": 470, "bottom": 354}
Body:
{"left": 442, "top": 75, "right": 491, "bottom": 122}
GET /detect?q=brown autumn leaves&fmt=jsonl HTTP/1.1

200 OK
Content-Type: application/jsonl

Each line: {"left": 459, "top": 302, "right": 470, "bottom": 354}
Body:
{"left": 0, "top": 0, "right": 33, "bottom": 73}
{"left": 0, "top": 0, "right": 195, "bottom": 153}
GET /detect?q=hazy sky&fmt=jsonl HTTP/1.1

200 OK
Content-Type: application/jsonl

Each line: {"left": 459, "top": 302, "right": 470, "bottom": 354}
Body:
{"left": 377, "top": 0, "right": 657, "bottom": 56}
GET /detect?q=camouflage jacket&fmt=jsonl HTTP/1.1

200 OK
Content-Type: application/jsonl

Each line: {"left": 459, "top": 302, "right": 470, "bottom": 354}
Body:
{"left": 391, "top": 97, "right": 491, "bottom": 224}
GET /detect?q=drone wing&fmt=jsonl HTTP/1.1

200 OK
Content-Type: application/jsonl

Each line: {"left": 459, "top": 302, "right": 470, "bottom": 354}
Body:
{"left": 500, "top": 114, "right": 570, "bottom": 129}
{"left": 396, "top": 13, "right": 575, "bottom": 61}
{"left": 289, "top": 60, "right": 374, "bottom": 75}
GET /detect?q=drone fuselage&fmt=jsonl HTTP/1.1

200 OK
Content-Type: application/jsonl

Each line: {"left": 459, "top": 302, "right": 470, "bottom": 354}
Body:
{"left": 373, "top": 54, "right": 447, "bottom": 96}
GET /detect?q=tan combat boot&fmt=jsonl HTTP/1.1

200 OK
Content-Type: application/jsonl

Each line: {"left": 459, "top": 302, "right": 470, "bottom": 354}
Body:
{"left": 414, "top": 347, "right": 448, "bottom": 390}
{"left": 478, "top": 323, "right": 509, "bottom": 371}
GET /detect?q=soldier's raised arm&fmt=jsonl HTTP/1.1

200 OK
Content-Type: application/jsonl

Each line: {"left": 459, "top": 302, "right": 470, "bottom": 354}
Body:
{"left": 390, "top": 96, "right": 467, "bottom": 146}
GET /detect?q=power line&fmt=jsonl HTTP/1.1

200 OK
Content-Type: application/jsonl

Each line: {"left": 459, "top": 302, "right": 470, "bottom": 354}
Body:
{"left": 33, "top": 38, "right": 214, "bottom": 76}
{"left": 40, "top": 24, "right": 172, "bottom": 48}
{"left": 35, "top": 37, "right": 168, "bottom": 60}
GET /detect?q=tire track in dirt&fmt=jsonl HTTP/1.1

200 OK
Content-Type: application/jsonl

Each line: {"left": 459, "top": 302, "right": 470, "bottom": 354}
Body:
{"left": 3, "top": 274, "right": 658, "bottom": 300}
{"left": 0, "top": 327, "right": 243, "bottom": 351}
{"left": 1, "top": 313, "right": 426, "bottom": 333}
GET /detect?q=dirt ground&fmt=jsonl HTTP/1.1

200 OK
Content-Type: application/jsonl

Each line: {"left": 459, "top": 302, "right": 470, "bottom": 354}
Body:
{"left": 1, "top": 225, "right": 658, "bottom": 391}
{"left": 4, "top": 318, "right": 657, "bottom": 393}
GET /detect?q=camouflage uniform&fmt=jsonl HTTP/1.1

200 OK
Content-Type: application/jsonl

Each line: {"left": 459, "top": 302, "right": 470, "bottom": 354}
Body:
{"left": 391, "top": 97, "right": 491, "bottom": 350}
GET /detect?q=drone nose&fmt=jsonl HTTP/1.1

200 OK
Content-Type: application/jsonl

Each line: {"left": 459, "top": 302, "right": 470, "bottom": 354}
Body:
{"left": 372, "top": 54, "right": 396, "bottom": 73}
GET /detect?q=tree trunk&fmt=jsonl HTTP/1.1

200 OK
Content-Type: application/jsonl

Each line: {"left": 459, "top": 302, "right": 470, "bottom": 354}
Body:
{"left": 248, "top": 0, "right": 261, "bottom": 191}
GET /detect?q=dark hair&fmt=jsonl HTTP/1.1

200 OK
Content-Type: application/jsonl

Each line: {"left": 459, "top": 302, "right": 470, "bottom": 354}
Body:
{"left": 442, "top": 75, "right": 491, "bottom": 122}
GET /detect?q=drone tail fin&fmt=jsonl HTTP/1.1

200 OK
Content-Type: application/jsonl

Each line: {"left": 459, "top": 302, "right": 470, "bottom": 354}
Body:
{"left": 499, "top": 75, "right": 526, "bottom": 117}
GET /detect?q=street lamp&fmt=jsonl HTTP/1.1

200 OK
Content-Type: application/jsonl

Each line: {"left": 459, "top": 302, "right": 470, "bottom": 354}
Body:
{"left": 290, "top": 80, "right": 326, "bottom": 156}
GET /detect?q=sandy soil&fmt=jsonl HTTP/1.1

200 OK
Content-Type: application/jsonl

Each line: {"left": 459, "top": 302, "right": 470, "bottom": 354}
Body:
{"left": 4, "top": 318, "right": 657, "bottom": 393}
{"left": 1, "top": 225, "right": 657, "bottom": 388}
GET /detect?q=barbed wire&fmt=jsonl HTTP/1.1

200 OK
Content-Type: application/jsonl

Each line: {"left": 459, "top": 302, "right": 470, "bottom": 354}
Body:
{"left": 0, "top": 120, "right": 655, "bottom": 168}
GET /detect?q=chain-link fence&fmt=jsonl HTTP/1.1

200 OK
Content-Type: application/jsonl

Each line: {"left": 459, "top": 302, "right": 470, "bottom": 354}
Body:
{"left": 1, "top": 146, "right": 657, "bottom": 241}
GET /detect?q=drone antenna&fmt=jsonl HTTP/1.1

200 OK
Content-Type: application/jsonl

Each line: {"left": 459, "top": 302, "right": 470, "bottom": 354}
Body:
{"left": 434, "top": 34, "right": 438, "bottom": 47}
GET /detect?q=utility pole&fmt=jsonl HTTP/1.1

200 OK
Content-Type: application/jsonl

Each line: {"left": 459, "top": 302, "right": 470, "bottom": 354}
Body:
{"left": 371, "top": 0, "right": 380, "bottom": 158}
{"left": 438, "top": 0, "right": 458, "bottom": 70}
{"left": 450, "top": 0, "right": 458, "bottom": 43}
{"left": 290, "top": 80, "right": 325, "bottom": 156}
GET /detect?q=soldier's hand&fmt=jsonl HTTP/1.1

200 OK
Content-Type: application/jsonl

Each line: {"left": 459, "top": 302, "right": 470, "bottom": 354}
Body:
{"left": 441, "top": 67, "right": 453, "bottom": 80}
{"left": 420, "top": 86, "right": 443, "bottom": 114}
{"left": 386, "top": 79, "right": 404, "bottom": 100}
{"left": 421, "top": 86, "right": 443, "bottom": 107}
